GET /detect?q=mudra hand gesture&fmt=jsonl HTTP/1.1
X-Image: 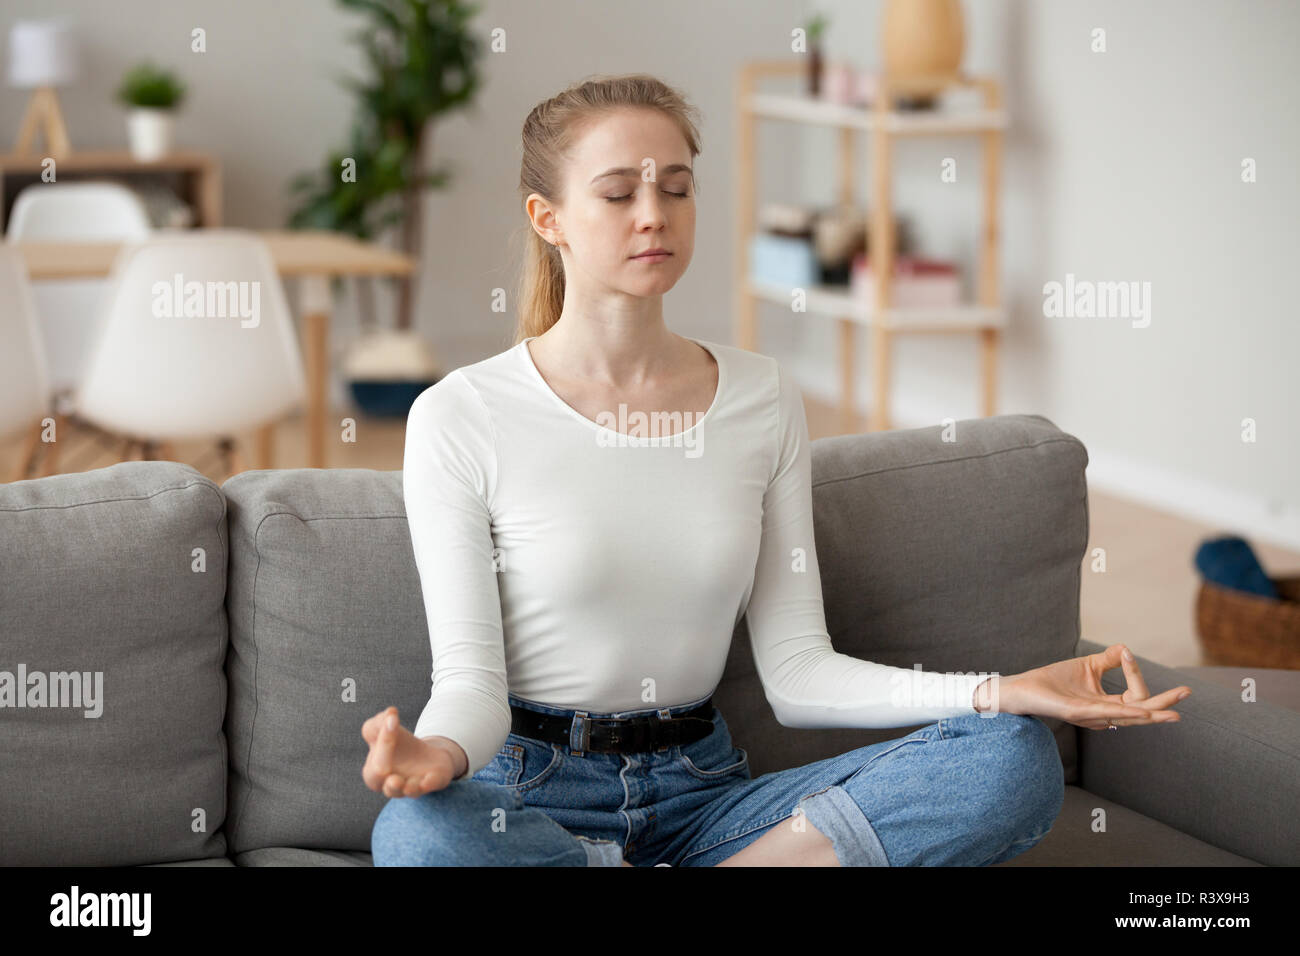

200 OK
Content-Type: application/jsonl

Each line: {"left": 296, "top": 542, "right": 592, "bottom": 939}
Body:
{"left": 976, "top": 643, "right": 1190, "bottom": 730}
{"left": 361, "top": 706, "right": 459, "bottom": 797}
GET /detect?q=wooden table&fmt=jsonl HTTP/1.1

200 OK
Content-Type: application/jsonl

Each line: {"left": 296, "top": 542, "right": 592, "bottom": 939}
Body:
{"left": 13, "top": 230, "right": 416, "bottom": 469}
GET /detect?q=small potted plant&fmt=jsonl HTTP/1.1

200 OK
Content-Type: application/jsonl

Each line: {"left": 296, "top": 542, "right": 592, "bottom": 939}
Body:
{"left": 116, "top": 62, "right": 185, "bottom": 161}
{"left": 805, "top": 13, "right": 828, "bottom": 96}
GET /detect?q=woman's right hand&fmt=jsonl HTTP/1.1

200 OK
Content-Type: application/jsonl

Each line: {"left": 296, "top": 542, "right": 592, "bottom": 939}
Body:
{"left": 361, "top": 706, "right": 459, "bottom": 797}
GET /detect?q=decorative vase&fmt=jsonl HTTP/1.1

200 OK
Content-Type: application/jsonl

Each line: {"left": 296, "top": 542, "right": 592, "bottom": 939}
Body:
{"left": 881, "top": 0, "right": 965, "bottom": 96}
{"left": 343, "top": 329, "right": 441, "bottom": 417}
{"left": 823, "top": 63, "right": 857, "bottom": 104}
{"left": 126, "top": 107, "right": 174, "bottom": 161}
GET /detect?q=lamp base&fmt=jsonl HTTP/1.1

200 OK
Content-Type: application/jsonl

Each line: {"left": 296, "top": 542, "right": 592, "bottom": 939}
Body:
{"left": 13, "top": 86, "right": 72, "bottom": 158}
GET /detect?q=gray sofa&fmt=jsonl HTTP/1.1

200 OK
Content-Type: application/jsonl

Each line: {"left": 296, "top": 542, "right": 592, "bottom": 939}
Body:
{"left": 1, "top": 413, "right": 1295, "bottom": 866}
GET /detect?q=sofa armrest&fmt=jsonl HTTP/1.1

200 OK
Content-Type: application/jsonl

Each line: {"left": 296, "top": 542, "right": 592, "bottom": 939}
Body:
{"left": 1075, "top": 637, "right": 1300, "bottom": 865}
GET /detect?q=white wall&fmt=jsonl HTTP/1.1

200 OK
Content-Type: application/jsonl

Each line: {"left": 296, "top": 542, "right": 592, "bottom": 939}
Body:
{"left": 2, "top": 0, "right": 1296, "bottom": 549}
{"left": 804, "top": 0, "right": 1299, "bottom": 551}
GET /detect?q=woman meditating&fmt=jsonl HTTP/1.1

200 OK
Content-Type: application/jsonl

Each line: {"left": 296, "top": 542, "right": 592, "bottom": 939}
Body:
{"left": 364, "top": 74, "right": 1189, "bottom": 867}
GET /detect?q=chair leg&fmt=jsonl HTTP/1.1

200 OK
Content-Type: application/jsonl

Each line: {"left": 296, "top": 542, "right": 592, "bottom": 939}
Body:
{"left": 215, "top": 437, "right": 247, "bottom": 484}
{"left": 12, "top": 414, "right": 68, "bottom": 481}
{"left": 13, "top": 419, "right": 43, "bottom": 482}
{"left": 39, "top": 414, "right": 68, "bottom": 477}
{"left": 254, "top": 423, "right": 274, "bottom": 469}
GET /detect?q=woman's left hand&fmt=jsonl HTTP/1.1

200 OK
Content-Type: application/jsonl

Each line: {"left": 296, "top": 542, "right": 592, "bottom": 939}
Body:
{"left": 984, "top": 643, "right": 1191, "bottom": 730}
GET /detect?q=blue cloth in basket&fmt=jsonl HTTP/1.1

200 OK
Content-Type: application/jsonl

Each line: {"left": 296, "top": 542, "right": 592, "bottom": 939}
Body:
{"left": 1194, "top": 536, "right": 1279, "bottom": 599}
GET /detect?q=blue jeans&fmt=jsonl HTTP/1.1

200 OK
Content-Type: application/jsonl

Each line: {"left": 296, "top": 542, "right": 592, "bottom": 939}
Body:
{"left": 371, "top": 690, "right": 1064, "bottom": 866}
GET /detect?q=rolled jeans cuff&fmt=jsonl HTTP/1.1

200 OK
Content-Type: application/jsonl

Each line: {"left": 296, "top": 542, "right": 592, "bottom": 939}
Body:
{"left": 576, "top": 835, "right": 624, "bottom": 866}
{"left": 798, "top": 784, "right": 890, "bottom": 867}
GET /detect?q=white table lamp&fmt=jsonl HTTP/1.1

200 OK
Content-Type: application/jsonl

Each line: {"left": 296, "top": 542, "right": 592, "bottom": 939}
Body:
{"left": 8, "top": 19, "right": 80, "bottom": 157}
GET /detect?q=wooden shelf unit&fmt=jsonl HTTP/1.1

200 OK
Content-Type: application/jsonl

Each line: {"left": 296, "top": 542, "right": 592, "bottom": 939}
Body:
{"left": 0, "top": 149, "right": 222, "bottom": 232}
{"left": 736, "top": 60, "right": 1005, "bottom": 433}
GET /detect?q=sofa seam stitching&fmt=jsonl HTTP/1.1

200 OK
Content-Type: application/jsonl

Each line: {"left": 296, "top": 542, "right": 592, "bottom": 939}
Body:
{"left": 0, "top": 477, "right": 220, "bottom": 513}
{"left": 812, "top": 437, "right": 1086, "bottom": 490}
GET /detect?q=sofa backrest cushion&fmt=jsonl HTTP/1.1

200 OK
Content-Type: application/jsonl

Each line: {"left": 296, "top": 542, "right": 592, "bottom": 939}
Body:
{"left": 221, "top": 468, "right": 433, "bottom": 854}
{"left": 712, "top": 413, "right": 1084, "bottom": 783}
{"left": 0, "top": 462, "right": 229, "bottom": 865}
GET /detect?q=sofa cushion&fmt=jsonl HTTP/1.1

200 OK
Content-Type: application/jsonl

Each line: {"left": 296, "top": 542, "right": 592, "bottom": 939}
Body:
{"left": 1176, "top": 665, "right": 1300, "bottom": 712}
{"left": 1078, "top": 638, "right": 1298, "bottom": 866}
{"left": 715, "top": 415, "right": 1084, "bottom": 784}
{"left": 234, "top": 847, "right": 372, "bottom": 866}
{"left": 0, "top": 461, "right": 229, "bottom": 865}
{"left": 142, "top": 857, "right": 238, "bottom": 866}
{"left": 996, "top": 785, "right": 1260, "bottom": 866}
{"left": 221, "top": 468, "right": 434, "bottom": 855}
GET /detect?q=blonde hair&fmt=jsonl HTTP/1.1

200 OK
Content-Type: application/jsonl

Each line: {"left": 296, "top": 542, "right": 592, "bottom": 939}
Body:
{"left": 511, "top": 73, "right": 703, "bottom": 346}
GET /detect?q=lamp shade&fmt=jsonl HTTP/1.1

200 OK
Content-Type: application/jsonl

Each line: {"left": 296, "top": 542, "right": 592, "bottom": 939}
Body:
{"left": 8, "top": 20, "right": 80, "bottom": 88}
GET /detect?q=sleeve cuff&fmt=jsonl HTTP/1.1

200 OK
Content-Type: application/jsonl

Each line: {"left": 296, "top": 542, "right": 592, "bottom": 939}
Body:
{"left": 414, "top": 712, "right": 507, "bottom": 780}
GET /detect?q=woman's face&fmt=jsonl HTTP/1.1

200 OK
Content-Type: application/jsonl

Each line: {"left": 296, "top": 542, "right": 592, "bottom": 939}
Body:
{"left": 535, "top": 107, "right": 696, "bottom": 300}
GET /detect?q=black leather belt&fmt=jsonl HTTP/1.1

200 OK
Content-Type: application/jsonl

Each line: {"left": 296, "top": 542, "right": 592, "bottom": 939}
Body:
{"left": 509, "top": 698, "right": 715, "bottom": 754}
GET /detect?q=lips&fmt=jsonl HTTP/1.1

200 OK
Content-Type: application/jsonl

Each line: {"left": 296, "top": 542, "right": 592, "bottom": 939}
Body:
{"left": 632, "top": 249, "right": 670, "bottom": 258}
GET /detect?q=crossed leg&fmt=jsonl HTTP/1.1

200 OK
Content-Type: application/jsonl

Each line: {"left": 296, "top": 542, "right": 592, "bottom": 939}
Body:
{"left": 684, "top": 713, "right": 1064, "bottom": 867}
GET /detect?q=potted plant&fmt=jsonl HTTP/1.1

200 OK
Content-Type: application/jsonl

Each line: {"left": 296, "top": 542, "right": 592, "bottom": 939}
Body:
{"left": 287, "top": 0, "right": 483, "bottom": 415}
{"left": 116, "top": 62, "right": 185, "bottom": 161}
{"left": 805, "top": 12, "right": 828, "bottom": 96}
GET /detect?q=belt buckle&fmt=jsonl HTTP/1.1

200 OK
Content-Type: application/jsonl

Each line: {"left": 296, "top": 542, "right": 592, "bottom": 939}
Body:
{"left": 593, "top": 715, "right": 641, "bottom": 752}
{"left": 584, "top": 714, "right": 659, "bottom": 753}
{"left": 570, "top": 710, "right": 591, "bottom": 754}
{"left": 571, "top": 705, "right": 708, "bottom": 755}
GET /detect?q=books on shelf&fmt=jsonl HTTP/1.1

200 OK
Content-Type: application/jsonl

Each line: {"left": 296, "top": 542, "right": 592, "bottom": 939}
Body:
{"left": 851, "top": 253, "right": 961, "bottom": 308}
{"left": 749, "top": 232, "right": 818, "bottom": 287}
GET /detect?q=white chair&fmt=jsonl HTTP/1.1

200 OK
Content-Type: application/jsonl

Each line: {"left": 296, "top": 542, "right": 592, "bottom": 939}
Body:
{"left": 71, "top": 230, "right": 306, "bottom": 479}
{"left": 0, "top": 243, "right": 60, "bottom": 480}
{"left": 5, "top": 182, "right": 153, "bottom": 399}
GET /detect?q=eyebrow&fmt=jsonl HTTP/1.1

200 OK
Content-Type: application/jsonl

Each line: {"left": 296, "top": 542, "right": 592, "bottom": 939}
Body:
{"left": 590, "top": 163, "right": 694, "bottom": 184}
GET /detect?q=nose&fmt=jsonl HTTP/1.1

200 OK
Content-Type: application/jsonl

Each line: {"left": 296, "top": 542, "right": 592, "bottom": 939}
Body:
{"left": 633, "top": 189, "right": 669, "bottom": 231}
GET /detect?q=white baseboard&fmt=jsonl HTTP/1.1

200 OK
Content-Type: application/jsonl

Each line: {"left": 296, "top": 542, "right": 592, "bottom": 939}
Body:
{"left": 1076, "top": 448, "right": 1300, "bottom": 557}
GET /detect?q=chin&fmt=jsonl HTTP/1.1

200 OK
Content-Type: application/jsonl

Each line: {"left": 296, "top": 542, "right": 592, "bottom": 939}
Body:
{"left": 623, "top": 263, "right": 687, "bottom": 291}
{"left": 625, "top": 279, "right": 682, "bottom": 297}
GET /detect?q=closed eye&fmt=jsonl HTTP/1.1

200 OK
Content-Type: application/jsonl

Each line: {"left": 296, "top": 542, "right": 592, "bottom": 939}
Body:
{"left": 606, "top": 190, "right": 691, "bottom": 203}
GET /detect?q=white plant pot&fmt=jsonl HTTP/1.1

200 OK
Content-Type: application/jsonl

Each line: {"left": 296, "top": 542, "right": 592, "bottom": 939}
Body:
{"left": 126, "top": 108, "right": 175, "bottom": 161}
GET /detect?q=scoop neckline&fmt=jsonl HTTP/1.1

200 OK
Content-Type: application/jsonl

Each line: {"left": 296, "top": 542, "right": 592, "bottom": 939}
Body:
{"left": 518, "top": 334, "right": 725, "bottom": 440}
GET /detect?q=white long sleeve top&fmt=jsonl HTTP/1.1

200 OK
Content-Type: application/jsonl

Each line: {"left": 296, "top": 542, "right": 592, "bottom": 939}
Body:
{"left": 403, "top": 336, "right": 988, "bottom": 778}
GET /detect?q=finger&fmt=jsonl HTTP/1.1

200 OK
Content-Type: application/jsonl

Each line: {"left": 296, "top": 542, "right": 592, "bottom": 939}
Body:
{"left": 1077, "top": 699, "right": 1162, "bottom": 722}
{"left": 1117, "top": 645, "right": 1149, "bottom": 700}
{"left": 372, "top": 714, "right": 397, "bottom": 774}
{"left": 362, "top": 705, "right": 397, "bottom": 742}
{"left": 408, "top": 770, "right": 437, "bottom": 796}
{"left": 1116, "top": 711, "right": 1181, "bottom": 725}
{"left": 1107, "top": 709, "right": 1184, "bottom": 726}
{"left": 1078, "top": 712, "right": 1181, "bottom": 730}
{"left": 1091, "top": 643, "right": 1127, "bottom": 677}
{"left": 1119, "top": 686, "right": 1189, "bottom": 714}
{"left": 382, "top": 772, "right": 406, "bottom": 798}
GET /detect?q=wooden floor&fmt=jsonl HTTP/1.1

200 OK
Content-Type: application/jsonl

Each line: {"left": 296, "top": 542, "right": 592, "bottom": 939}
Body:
{"left": 6, "top": 395, "right": 1296, "bottom": 670}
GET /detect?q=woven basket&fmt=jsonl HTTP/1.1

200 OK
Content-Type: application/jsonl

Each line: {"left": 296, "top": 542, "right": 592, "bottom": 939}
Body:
{"left": 1195, "top": 575, "right": 1300, "bottom": 668}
